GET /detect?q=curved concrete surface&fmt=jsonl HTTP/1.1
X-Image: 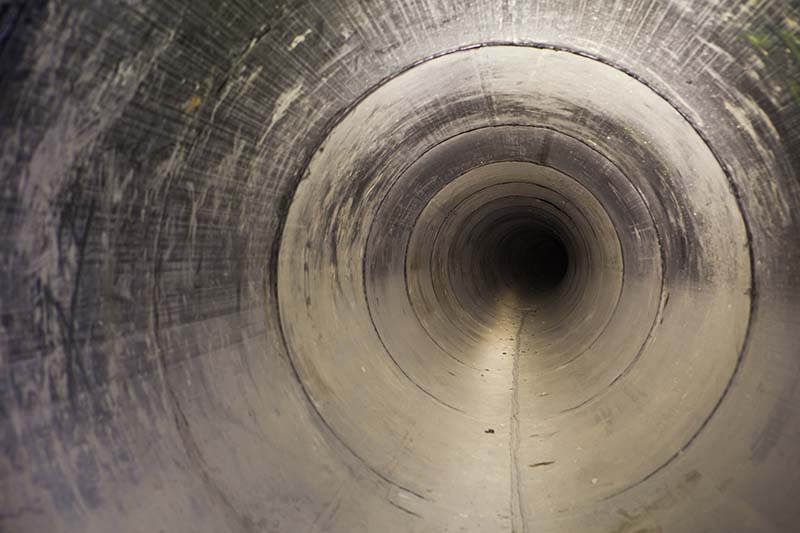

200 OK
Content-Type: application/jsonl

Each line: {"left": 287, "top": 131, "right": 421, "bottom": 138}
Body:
{"left": 1, "top": 1, "right": 799, "bottom": 532}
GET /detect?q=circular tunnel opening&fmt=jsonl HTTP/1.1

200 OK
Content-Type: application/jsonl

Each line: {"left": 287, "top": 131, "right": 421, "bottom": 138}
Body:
{"left": 279, "top": 45, "right": 753, "bottom": 531}
{"left": 490, "top": 220, "right": 570, "bottom": 297}
{"left": 407, "top": 158, "right": 624, "bottom": 359}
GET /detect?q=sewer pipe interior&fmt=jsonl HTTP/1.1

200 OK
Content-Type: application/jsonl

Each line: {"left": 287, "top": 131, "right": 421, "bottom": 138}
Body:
{"left": 1, "top": 1, "right": 799, "bottom": 532}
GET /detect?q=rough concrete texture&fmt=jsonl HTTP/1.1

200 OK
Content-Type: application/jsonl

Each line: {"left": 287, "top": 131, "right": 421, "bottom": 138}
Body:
{"left": 1, "top": 0, "right": 799, "bottom": 531}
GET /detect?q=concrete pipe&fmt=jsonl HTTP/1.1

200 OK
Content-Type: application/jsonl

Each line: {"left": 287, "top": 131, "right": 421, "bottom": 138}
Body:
{"left": 1, "top": 1, "right": 798, "bottom": 531}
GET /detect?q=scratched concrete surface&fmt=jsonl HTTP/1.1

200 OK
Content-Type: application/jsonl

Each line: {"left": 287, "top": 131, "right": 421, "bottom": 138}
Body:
{"left": 0, "top": 0, "right": 799, "bottom": 532}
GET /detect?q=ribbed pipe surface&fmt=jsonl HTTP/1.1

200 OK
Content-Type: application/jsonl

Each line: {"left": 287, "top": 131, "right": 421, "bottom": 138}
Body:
{"left": 1, "top": 1, "right": 799, "bottom": 532}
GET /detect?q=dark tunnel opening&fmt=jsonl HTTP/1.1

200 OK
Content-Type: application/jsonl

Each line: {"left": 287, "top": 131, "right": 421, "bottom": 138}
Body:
{"left": 494, "top": 222, "right": 570, "bottom": 296}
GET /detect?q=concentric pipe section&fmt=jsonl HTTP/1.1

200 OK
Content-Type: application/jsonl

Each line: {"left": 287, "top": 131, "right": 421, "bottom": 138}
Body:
{"left": 1, "top": 1, "right": 799, "bottom": 532}
{"left": 278, "top": 45, "right": 750, "bottom": 530}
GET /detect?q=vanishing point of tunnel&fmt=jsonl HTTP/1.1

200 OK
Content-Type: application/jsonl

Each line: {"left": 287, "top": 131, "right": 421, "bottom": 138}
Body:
{"left": 1, "top": 1, "right": 799, "bottom": 532}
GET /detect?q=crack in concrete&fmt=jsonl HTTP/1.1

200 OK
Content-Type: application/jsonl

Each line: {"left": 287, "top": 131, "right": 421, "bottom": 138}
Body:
{"left": 510, "top": 310, "right": 532, "bottom": 533}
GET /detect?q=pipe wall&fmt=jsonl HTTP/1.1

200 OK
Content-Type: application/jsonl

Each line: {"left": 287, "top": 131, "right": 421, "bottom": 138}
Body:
{"left": 1, "top": 1, "right": 799, "bottom": 531}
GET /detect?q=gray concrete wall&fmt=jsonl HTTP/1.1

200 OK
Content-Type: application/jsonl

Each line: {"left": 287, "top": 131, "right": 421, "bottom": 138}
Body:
{"left": 1, "top": 1, "right": 798, "bottom": 531}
